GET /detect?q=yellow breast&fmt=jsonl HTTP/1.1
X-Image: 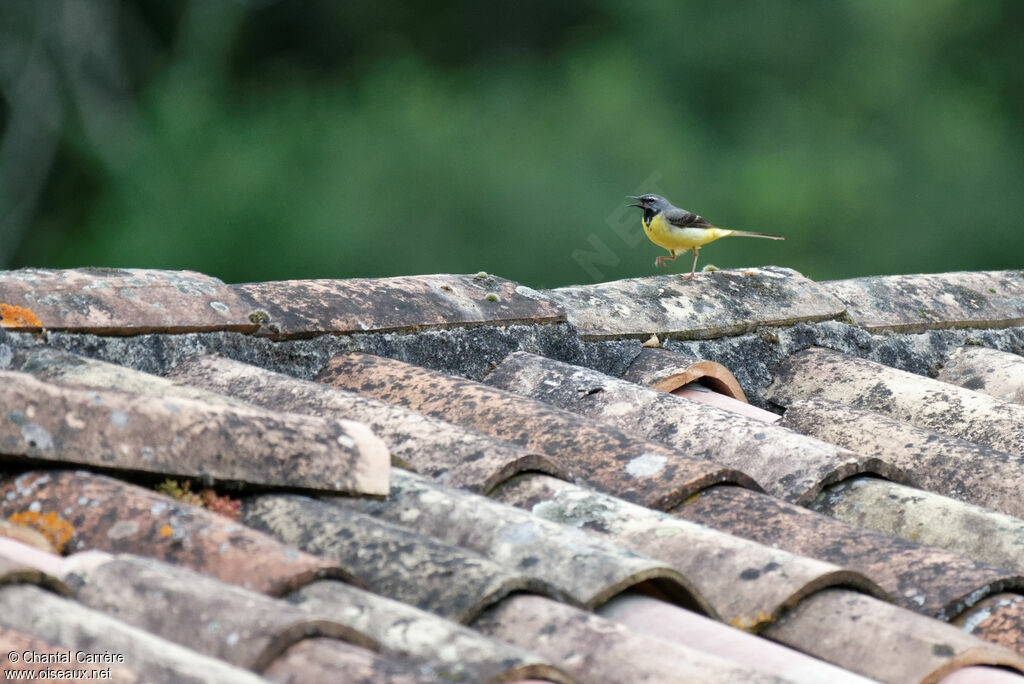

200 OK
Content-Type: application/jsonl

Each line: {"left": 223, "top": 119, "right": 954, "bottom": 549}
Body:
{"left": 644, "top": 213, "right": 733, "bottom": 252}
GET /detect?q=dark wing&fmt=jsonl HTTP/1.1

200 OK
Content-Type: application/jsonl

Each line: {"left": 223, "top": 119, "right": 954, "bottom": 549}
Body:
{"left": 663, "top": 207, "right": 715, "bottom": 229}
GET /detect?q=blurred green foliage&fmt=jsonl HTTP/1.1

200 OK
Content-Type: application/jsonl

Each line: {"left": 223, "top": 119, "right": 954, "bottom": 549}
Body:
{"left": 4, "top": 0, "right": 1023, "bottom": 288}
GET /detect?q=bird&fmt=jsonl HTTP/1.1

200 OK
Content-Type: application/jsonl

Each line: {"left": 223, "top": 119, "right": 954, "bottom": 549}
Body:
{"left": 628, "top": 194, "right": 784, "bottom": 279}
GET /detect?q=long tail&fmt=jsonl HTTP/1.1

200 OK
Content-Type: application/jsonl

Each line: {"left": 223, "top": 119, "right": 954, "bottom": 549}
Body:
{"left": 728, "top": 230, "right": 785, "bottom": 240}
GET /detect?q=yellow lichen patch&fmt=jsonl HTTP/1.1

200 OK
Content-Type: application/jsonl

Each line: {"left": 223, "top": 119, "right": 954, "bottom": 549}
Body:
{"left": 0, "top": 303, "right": 43, "bottom": 329}
{"left": 7, "top": 511, "right": 75, "bottom": 553}
{"left": 729, "top": 610, "right": 773, "bottom": 631}
{"left": 159, "top": 524, "right": 174, "bottom": 537}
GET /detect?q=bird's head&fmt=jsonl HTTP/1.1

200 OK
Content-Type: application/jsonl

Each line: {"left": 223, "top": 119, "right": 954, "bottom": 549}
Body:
{"left": 627, "top": 194, "right": 671, "bottom": 212}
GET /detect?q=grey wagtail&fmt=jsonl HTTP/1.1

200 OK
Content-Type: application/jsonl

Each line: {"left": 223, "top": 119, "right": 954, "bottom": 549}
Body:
{"left": 628, "top": 194, "right": 784, "bottom": 279}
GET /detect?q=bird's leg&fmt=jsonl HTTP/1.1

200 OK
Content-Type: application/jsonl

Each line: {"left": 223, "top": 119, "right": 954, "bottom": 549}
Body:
{"left": 685, "top": 248, "right": 700, "bottom": 280}
{"left": 654, "top": 250, "right": 677, "bottom": 268}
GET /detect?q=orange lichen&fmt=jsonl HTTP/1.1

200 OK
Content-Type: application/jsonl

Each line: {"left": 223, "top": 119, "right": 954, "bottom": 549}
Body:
{"left": 156, "top": 479, "right": 241, "bottom": 521}
{"left": 159, "top": 524, "right": 174, "bottom": 537}
{"left": 0, "top": 303, "right": 43, "bottom": 329}
{"left": 7, "top": 511, "right": 75, "bottom": 553}
{"left": 730, "top": 610, "right": 773, "bottom": 631}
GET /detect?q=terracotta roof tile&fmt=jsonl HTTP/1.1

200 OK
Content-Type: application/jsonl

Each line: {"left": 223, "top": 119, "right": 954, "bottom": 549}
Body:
{"left": 233, "top": 273, "right": 564, "bottom": 339}
{"left": 287, "top": 579, "right": 571, "bottom": 682}
{"left": 61, "top": 552, "right": 375, "bottom": 671}
{"left": 492, "top": 473, "right": 885, "bottom": 630}
{"left": 767, "top": 347, "right": 1024, "bottom": 455}
{"left": 261, "top": 638, "right": 436, "bottom": 684}
{"left": 822, "top": 270, "right": 1024, "bottom": 333}
{"left": 596, "top": 593, "right": 877, "bottom": 684}
{"left": 243, "top": 493, "right": 563, "bottom": 623}
{"left": 168, "top": 354, "right": 568, "bottom": 492}
{"left": 485, "top": 351, "right": 904, "bottom": 504}
{"left": 4, "top": 264, "right": 1024, "bottom": 681}
{"left": 677, "top": 485, "right": 1024, "bottom": 621}
{"left": 0, "top": 584, "right": 269, "bottom": 683}
{"left": 810, "top": 476, "right": 1024, "bottom": 572}
{"left": 781, "top": 397, "right": 1024, "bottom": 517}
{"left": 335, "top": 469, "right": 713, "bottom": 614}
{"left": 542, "top": 267, "right": 845, "bottom": 340}
{"left": 955, "top": 593, "right": 1024, "bottom": 657}
{"left": 0, "top": 369, "right": 389, "bottom": 495}
{"left": 0, "top": 470, "right": 353, "bottom": 594}
{"left": 938, "top": 346, "right": 1024, "bottom": 404}
{"left": 762, "top": 588, "right": 1024, "bottom": 682}
{"left": 473, "top": 593, "right": 789, "bottom": 683}
{"left": 0, "top": 268, "right": 258, "bottom": 335}
{"left": 620, "top": 347, "right": 748, "bottom": 399}
{"left": 317, "top": 352, "right": 760, "bottom": 508}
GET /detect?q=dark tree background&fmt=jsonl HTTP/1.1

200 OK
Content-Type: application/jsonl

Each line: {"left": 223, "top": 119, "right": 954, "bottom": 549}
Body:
{"left": 2, "top": 1, "right": 1022, "bottom": 288}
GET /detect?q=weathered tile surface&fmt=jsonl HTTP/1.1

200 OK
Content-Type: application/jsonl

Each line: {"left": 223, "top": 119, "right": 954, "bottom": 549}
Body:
{"left": 0, "top": 624, "right": 143, "bottom": 681}
{"left": 317, "top": 352, "right": 759, "bottom": 509}
{"left": 823, "top": 270, "right": 1024, "bottom": 333}
{"left": 233, "top": 273, "right": 564, "bottom": 338}
{"left": 763, "top": 589, "right": 1024, "bottom": 683}
{"left": 0, "top": 584, "right": 269, "bottom": 683}
{"left": 0, "top": 554, "right": 69, "bottom": 596}
{"left": 767, "top": 347, "right": 1024, "bottom": 457}
{"left": 0, "top": 471, "right": 352, "bottom": 595}
{"left": 620, "top": 347, "right": 747, "bottom": 399}
{"left": 169, "top": 354, "right": 567, "bottom": 492}
{"left": 485, "top": 352, "right": 904, "bottom": 504}
{"left": 677, "top": 485, "right": 1024, "bottom": 621}
{"left": 63, "top": 552, "right": 375, "bottom": 671}
{"left": 0, "top": 369, "right": 390, "bottom": 495}
{"left": 811, "top": 477, "right": 1024, "bottom": 573}
{"left": 492, "top": 473, "right": 884, "bottom": 630}
{"left": 473, "top": 594, "right": 789, "bottom": 684}
{"left": 244, "top": 494, "right": 561, "bottom": 623}
{"left": 781, "top": 397, "right": 1024, "bottom": 518}
{"left": 262, "top": 638, "right": 435, "bottom": 684}
{"left": 938, "top": 346, "right": 1024, "bottom": 404}
{"left": 288, "top": 580, "right": 571, "bottom": 683}
{"left": 955, "top": 593, "right": 1024, "bottom": 658}
{"left": 597, "top": 594, "right": 877, "bottom": 684}
{"left": 542, "top": 267, "right": 845, "bottom": 340}
{"left": 0, "top": 268, "right": 257, "bottom": 335}
{"left": 336, "top": 470, "right": 711, "bottom": 613}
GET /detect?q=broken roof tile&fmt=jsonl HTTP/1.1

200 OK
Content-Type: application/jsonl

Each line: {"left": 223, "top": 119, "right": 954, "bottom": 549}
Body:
{"left": 541, "top": 267, "right": 845, "bottom": 340}
{"left": 169, "top": 354, "right": 567, "bottom": 492}
{"left": 0, "top": 583, "right": 269, "bottom": 683}
{"left": 485, "top": 351, "right": 904, "bottom": 504}
{"left": 61, "top": 552, "right": 375, "bottom": 671}
{"left": 0, "top": 268, "right": 258, "bottom": 335}
{"left": 781, "top": 397, "right": 1024, "bottom": 518}
{"left": 811, "top": 476, "right": 1024, "bottom": 573}
{"left": 0, "top": 470, "right": 352, "bottom": 595}
{"left": 620, "top": 347, "right": 747, "bottom": 400}
{"left": 823, "top": 270, "right": 1024, "bottom": 333}
{"left": 233, "top": 273, "right": 564, "bottom": 339}
{"left": 676, "top": 485, "right": 1024, "bottom": 621}
{"left": 335, "top": 469, "right": 712, "bottom": 614}
{"left": 767, "top": 347, "right": 1024, "bottom": 456}
{"left": 492, "top": 473, "right": 885, "bottom": 631}
{"left": 472, "top": 593, "right": 789, "bottom": 684}
{"left": 938, "top": 346, "right": 1024, "bottom": 404}
{"left": 288, "top": 578, "right": 572, "bottom": 683}
{"left": 243, "top": 493, "right": 563, "bottom": 623}
{"left": 0, "top": 369, "right": 390, "bottom": 495}
{"left": 316, "top": 352, "right": 759, "bottom": 508}
{"left": 763, "top": 588, "right": 1024, "bottom": 682}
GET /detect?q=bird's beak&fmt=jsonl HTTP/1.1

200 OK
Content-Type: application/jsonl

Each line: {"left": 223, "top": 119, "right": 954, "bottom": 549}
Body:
{"left": 627, "top": 195, "right": 643, "bottom": 208}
